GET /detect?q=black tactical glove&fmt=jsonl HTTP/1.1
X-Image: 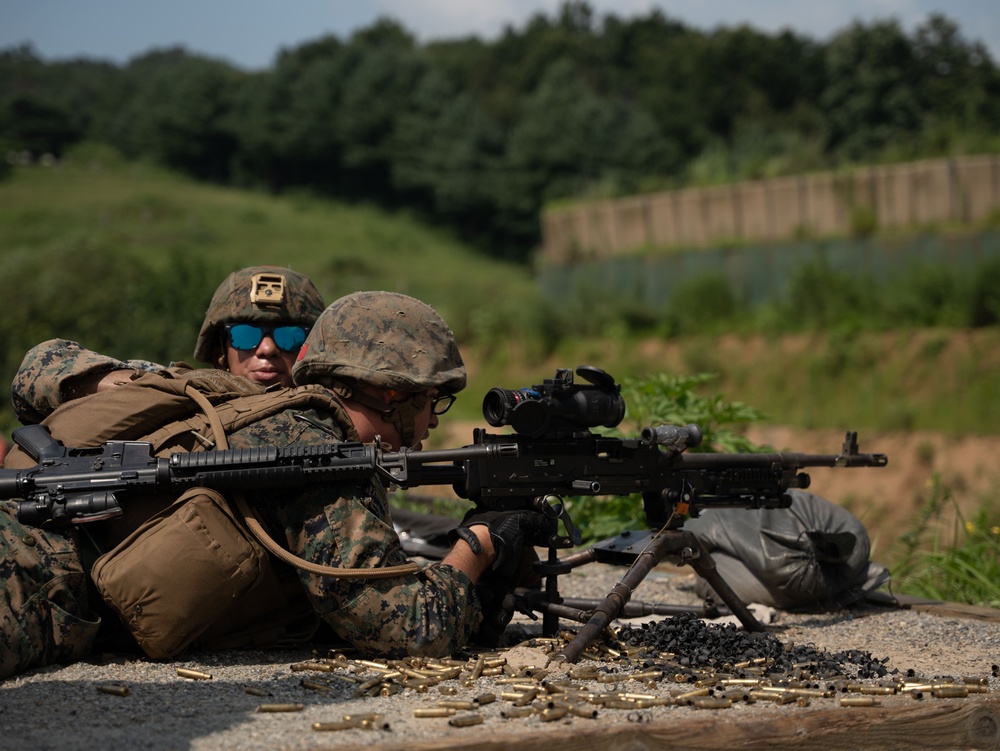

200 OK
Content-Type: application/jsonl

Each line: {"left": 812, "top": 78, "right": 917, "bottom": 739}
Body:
{"left": 453, "top": 509, "right": 550, "bottom": 580}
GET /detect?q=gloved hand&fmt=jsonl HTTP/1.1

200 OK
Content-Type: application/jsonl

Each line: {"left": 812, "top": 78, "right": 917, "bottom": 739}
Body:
{"left": 453, "top": 509, "right": 550, "bottom": 580}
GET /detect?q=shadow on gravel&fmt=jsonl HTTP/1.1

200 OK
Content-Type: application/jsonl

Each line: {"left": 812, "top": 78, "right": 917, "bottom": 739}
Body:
{"left": 0, "top": 653, "right": 356, "bottom": 751}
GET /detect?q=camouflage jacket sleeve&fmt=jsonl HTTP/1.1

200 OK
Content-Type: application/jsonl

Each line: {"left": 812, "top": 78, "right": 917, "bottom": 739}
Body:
{"left": 11, "top": 339, "right": 170, "bottom": 424}
{"left": 235, "top": 411, "right": 481, "bottom": 658}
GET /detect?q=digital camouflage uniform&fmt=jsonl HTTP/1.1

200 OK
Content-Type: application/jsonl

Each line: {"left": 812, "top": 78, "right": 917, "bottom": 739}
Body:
{"left": 0, "top": 504, "right": 99, "bottom": 678}
{"left": 1, "top": 290, "right": 481, "bottom": 679}
{"left": 10, "top": 339, "right": 169, "bottom": 425}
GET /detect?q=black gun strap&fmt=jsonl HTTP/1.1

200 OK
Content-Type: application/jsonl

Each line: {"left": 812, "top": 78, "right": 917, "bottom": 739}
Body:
{"left": 184, "top": 384, "right": 418, "bottom": 581}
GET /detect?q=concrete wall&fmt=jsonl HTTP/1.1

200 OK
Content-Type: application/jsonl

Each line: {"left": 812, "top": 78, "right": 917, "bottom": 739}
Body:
{"left": 540, "top": 155, "right": 1000, "bottom": 264}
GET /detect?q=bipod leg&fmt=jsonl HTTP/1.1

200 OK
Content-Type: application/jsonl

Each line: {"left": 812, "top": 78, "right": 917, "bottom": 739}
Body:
{"left": 677, "top": 530, "right": 763, "bottom": 633}
{"left": 532, "top": 545, "right": 594, "bottom": 636}
{"left": 553, "top": 529, "right": 681, "bottom": 664}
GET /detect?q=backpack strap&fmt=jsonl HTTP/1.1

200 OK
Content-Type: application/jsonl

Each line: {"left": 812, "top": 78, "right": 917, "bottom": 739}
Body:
{"left": 183, "top": 383, "right": 420, "bottom": 581}
{"left": 142, "top": 384, "right": 361, "bottom": 452}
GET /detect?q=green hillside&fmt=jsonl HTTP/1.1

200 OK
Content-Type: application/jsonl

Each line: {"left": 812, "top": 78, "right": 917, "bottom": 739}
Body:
{"left": 2, "top": 149, "right": 999, "bottom": 441}
{"left": 0, "top": 147, "right": 541, "bottom": 434}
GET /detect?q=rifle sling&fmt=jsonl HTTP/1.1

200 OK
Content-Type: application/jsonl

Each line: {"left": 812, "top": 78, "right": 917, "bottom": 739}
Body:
{"left": 184, "top": 383, "right": 419, "bottom": 580}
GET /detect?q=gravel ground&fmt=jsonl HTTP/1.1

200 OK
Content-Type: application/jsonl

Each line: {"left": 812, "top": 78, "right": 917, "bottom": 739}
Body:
{"left": 2, "top": 564, "right": 998, "bottom": 751}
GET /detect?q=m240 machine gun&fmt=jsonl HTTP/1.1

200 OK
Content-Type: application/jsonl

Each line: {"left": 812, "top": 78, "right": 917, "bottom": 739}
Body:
{"left": 0, "top": 366, "right": 888, "bottom": 662}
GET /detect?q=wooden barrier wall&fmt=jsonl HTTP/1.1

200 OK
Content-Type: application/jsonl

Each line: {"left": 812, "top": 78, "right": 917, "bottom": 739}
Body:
{"left": 541, "top": 155, "right": 1000, "bottom": 264}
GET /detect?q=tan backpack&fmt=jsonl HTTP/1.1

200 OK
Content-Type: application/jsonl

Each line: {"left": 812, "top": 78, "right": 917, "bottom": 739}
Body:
{"left": 9, "top": 369, "right": 416, "bottom": 659}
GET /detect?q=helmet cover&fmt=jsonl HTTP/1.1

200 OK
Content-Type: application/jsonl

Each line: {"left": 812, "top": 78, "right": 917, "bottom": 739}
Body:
{"left": 292, "top": 291, "right": 466, "bottom": 394}
{"left": 194, "top": 266, "right": 324, "bottom": 363}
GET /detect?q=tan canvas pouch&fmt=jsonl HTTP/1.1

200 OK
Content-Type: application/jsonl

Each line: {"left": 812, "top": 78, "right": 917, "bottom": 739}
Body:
{"left": 90, "top": 486, "right": 268, "bottom": 660}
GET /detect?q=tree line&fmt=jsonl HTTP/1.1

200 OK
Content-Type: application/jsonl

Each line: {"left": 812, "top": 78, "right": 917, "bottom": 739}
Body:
{"left": 2, "top": 2, "right": 999, "bottom": 261}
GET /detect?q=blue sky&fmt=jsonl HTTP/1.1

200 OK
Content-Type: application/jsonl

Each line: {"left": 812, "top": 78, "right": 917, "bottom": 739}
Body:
{"left": 2, "top": 0, "right": 998, "bottom": 70}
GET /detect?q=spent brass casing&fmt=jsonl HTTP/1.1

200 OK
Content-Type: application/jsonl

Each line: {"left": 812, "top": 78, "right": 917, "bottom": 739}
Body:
{"left": 501, "top": 706, "right": 536, "bottom": 719}
{"left": 448, "top": 713, "right": 484, "bottom": 727}
{"left": 601, "top": 699, "right": 642, "bottom": 710}
{"left": 629, "top": 670, "right": 663, "bottom": 681}
{"left": 469, "top": 655, "right": 486, "bottom": 680}
{"left": 512, "top": 688, "right": 539, "bottom": 707}
{"left": 177, "top": 668, "right": 212, "bottom": 681}
{"left": 342, "top": 712, "right": 383, "bottom": 724}
{"left": 96, "top": 684, "right": 130, "bottom": 697}
{"left": 256, "top": 703, "right": 305, "bottom": 712}
{"left": 414, "top": 707, "right": 456, "bottom": 718}
{"left": 312, "top": 721, "right": 357, "bottom": 732}
{"left": 475, "top": 693, "right": 497, "bottom": 705}
{"left": 244, "top": 686, "right": 270, "bottom": 697}
{"left": 437, "top": 700, "right": 478, "bottom": 711}
{"left": 496, "top": 677, "right": 539, "bottom": 685}
{"left": 564, "top": 704, "right": 599, "bottom": 719}
{"left": 539, "top": 707, "right": 568, "bottom": 722}
{"left": 621, "top": 692, "right": 659, "bottom": 701}
{"left": 858, "top": 685, "right": 897, "bottom": 695}
{"left": 840, "top": 697, "right": 879, "bottom": 707}
{"left": 357, "top": 676, "right": 386, "bottom": 692}
{"left": 933, "top": 686, "right": 970, "bottom": 698}
{"left": 291, "top": 662, "right": 334, "bottom": 673}
{"left": 691, "top": 697, "right": 732, "bottom": 710}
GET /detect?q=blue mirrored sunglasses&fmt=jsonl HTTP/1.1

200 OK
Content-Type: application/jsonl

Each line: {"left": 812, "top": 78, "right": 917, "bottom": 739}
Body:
{"left": 224, "top": 323, "right": 308, "bottom": 353}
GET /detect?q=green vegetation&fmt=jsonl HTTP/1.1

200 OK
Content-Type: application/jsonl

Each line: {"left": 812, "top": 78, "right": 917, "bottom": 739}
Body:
{"left": 3, "top": 6, "right": 999, "bottom": 259}
{"left": 3, "top": 159, "right": 999, "bottom": 440}
{"left": 891, "top": 476, "right": 1000, "bottom": 608}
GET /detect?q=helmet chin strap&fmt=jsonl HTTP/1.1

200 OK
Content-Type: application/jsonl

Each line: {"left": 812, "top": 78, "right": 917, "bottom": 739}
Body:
{"left": 328, "top": 380, "right": 429, "bottom": 448}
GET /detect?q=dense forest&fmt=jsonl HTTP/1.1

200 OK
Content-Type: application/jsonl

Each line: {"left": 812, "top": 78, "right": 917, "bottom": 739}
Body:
{"left": 2, "top": 2, "right": 1000, "bottom": 260}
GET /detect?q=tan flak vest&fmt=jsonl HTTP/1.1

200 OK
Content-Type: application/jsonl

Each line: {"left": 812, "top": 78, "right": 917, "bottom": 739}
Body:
{"left": 7, "top": 369, "right": 400, "bottom": 659}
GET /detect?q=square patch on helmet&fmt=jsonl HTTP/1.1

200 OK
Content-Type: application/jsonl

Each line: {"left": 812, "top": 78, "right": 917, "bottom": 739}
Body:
{"left": 250, "top": 273, "right": 285, "bottom": 308}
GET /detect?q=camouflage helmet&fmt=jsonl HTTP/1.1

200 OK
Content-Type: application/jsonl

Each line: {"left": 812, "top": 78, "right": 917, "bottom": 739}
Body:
{"left": 292, "top": 291, "right": 466, "bottom": 394}
{"left": 194, "top": 266, "right": 325, "bottom": 364}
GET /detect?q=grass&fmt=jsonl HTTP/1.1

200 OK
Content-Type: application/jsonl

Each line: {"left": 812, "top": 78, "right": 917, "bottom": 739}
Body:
{"left": 4, "top": 151, "right": 999, "bottom": 434}
{"left": 0, "top": 145, "right": 539, "bottom": 346}
{"left": 889, "top": 476, "right": 1000, "bottom": 607}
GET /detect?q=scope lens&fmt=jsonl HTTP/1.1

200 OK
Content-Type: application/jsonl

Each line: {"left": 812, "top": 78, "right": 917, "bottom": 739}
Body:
{"left": 482, "top": 387, "right": 537, "bottom": 427}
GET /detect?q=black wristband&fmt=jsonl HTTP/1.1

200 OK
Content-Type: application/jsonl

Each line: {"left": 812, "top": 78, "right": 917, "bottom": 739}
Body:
{"left": 455, "top": 526, "right": 484, "bottom": 555}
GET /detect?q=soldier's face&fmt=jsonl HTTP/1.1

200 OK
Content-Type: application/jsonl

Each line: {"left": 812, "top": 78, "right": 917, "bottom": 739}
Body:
{"left": 225, "top": 334, "right": 298, "bottom": 387}
{"left": 347, "top": 386, "right": 440, "bottom": 451}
